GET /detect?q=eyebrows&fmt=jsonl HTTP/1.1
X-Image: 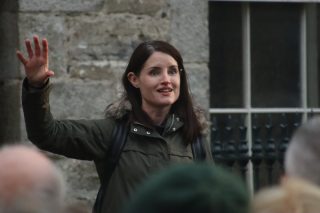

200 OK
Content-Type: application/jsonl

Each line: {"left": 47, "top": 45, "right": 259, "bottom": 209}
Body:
{"left": 144, "top": 65, "right": 179, "bottom": 70}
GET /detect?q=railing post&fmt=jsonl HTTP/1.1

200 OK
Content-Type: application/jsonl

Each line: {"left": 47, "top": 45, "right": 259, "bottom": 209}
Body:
{"left": 265, "top": 114, "right": 276, "bottom": 184}
{"left": 251, "top": 114, "right": 263, "bottom": 191}
{"left": 238, "top": 114, "right": 249, "bottom": 179}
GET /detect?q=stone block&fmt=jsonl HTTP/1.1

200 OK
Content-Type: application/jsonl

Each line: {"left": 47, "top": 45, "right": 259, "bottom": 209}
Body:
{"left": 53, "top": 156, "right": 98, "bottom": 208}
{"left": 18, "top": 14, "right": 68, "bottom": 77}
{"left": 185, "top": 63, "right": 209, "bottom": 110}
{"left": 20, "top": 108, "right": 29, "bottom": 143}
{"left": 169, "top": 0, "right": 209, "bottom": 63}
{"left": 0, "top": 12, "right": 20, "bottom": 80}
{"left": 68, "top": 59, "right": 127, "bottom": 81}
{"left": 1, "top": 0, "right": 18, "bottom": 12}
{"left": 65, "top": 14, "right": 169, "bottom": 61}
{"left": 50, "top": 79, "right": 119, "bottom": 119}
{"left": 19, "top": 0, "right": 103, "bottom": 12}
{"left": 0, "top": 80, "right": 21, "bottom": 144}
{"left": 105, "top": 0, "right": 168, "bottom": 16}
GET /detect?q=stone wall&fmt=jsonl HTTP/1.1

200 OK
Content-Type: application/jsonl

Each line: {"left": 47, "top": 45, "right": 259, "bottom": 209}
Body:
{"left": 0, "top": 0, "right": 209, "bottom": 209}
{"left": 0, "top": 0, "right": 20, "bottom": 143}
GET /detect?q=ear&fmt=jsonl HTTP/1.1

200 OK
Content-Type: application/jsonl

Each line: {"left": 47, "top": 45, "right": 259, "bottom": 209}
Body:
{"left": 127, "top": 72, "right": 140, "bottom": 88}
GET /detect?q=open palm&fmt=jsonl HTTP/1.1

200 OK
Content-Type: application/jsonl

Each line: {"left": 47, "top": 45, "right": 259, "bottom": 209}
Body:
{"left": 16, "top": 35, "right": 54, "bottom": 87}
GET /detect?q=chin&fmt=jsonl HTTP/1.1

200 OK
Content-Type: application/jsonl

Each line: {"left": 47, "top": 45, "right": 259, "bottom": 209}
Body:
{"left": 156, "top": 100, "right": 177, "bottom": 107}
{"left": 153, "top": 96, "right": 179, "bottom": 107}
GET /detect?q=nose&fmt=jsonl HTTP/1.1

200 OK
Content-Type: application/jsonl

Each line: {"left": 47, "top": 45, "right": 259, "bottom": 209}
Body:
{"left": 161, "top": 70, "right": 170, "bottom": 84}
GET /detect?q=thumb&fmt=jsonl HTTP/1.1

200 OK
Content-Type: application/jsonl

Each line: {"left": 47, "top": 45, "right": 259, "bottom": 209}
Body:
{"left": 46, "top": 70, "right": 55, "bottom": 77}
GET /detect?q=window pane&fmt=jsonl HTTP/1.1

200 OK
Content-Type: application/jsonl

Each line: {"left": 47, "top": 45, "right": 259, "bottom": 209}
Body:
{"left": 209, "top": 2, "right": 243, "bottom": 108}
{"left": 307, "top": 5, "right": 320, "bottom": 107}
{"left": 316, "top": 5, "right": 320, "bottom": 107}
{"left": 251, "top": 3, "right": 301, "bottom": 107}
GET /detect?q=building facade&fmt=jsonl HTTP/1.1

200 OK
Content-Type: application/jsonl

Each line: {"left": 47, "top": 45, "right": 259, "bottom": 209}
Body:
{"left": 1, "top": 0, "right": 320, "bottom": 208}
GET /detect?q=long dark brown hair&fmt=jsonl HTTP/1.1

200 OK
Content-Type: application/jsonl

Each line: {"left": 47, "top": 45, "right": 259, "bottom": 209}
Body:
{"left": 122, "top": 40, "right": 202, "bottom": 144}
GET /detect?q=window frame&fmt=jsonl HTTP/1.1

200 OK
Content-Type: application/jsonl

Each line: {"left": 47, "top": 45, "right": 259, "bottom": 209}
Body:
{"left": 209, "top": 1, "right": 320, "bottom": 193}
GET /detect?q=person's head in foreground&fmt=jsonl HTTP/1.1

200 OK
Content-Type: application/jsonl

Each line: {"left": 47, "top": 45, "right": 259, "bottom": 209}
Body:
{"left": 285, "top": 115, "right": 320, "bottom": 186}
{"left": 0, "top": 144, "right": 66, "bottom": 213}
{"left": 252, "top": 177, "right": 320, "bottom": 213}
{"left": 123, "top": 163, "right": 249, "bottom": 213}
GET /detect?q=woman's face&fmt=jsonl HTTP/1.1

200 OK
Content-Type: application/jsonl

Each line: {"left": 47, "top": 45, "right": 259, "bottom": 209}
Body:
{"left": 128, "top": 51, "right": 181, "bottom": 112}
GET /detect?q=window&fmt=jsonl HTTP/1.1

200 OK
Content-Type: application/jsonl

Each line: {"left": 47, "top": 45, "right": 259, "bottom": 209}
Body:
{"left": 209, "top": 1, "right": 320, "bottom": 193}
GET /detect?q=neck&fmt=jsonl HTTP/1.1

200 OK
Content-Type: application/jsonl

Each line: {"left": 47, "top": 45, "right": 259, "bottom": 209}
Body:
{"left": 142, "top": 105, "right": 171, "bottom": 126}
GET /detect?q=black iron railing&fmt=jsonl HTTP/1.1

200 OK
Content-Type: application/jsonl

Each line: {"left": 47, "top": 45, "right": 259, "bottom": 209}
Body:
{"left": 210, "top": 113, "right": 303, "bottom": 191}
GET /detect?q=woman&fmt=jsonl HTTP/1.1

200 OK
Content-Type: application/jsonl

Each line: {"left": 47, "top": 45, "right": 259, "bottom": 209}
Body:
{"left": 16, "top": 35, "right": 212, "bottom": 213}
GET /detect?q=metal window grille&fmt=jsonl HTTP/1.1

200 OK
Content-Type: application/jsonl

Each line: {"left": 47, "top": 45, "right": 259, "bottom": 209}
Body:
{"left": 209, "top": 2, "right": 320, "bottom": 193}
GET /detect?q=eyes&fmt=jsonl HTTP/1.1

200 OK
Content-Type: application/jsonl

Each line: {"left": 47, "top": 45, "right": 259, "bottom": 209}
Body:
{"left": 148, "top": 67, "right": 180, "bottom": 77}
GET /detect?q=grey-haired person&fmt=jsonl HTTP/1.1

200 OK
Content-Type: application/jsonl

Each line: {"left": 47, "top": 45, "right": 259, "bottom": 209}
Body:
{"left": 285, "top": 115, "right": 320, "bottom": 186}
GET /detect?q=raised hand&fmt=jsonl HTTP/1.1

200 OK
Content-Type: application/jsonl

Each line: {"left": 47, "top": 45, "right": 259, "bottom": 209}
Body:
{"left": 16, "top": 35, "right": 54, "bottom": 87}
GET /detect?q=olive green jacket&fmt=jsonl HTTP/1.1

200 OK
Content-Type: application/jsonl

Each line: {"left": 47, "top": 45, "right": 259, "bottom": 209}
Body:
{"left": 22, "top": 79, "right": 213, "bottom": 213}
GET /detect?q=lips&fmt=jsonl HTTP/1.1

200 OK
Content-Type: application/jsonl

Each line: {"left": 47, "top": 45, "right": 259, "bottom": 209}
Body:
{"left": 157, "top": 87, "right": 173, "bottom": 93}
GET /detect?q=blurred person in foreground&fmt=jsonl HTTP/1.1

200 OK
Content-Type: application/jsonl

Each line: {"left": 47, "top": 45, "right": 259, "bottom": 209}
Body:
{"left": 123, "top": 163, "right": 250, "bottom": 213}
{"left": 252, "top": 177, "right": 320, "bottom": 213}
{"left": 0, "top": 144, "right": 66, "bottom": 213}
{"left": 285, "top": 115, "right": 320, "bottom": 186}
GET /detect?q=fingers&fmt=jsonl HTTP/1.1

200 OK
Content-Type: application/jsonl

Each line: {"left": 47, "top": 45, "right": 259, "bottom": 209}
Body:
{"left": 33, "top": 35, "right": 41, "bottom": 57}
{"left": 16, "top": 50, "right": 28, "bottom": 66}
{"left": 42, "top": 38, "right": 48, "bottom": 61}
{"left": 24, "top": 35, "right": 47, "bottom": 59}
{"left": 25, "top": 39, "right": 34, "bottom": 59}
